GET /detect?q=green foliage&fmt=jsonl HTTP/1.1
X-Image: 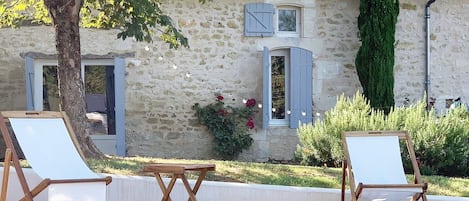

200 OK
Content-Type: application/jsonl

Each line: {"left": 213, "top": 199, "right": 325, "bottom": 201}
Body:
{"left": 85, "top": 66, "right": 106, "bottom": 94}
{"left": 355, "top": 0, "right": 399, "bottom": 113}
{"left": 296, "top": 92, "right": 469, "bottom": 177}
{"left": 0, "top": 0, "right": 50, "bottom": 27}
{"left": 0, "top": 0, "right": 212, "bottom": 48}
{"left": 193, "top": 94, "right": 256, "bottom": 160}
{"left": 296, "top": 92, "right": 381, "bottom": 166}
{"left": 397, "top": 104, "right": 469, "bottom": 176}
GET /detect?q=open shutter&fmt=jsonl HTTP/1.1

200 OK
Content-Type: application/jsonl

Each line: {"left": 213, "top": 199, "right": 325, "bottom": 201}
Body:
{"left": 24, "top": 56, "right": 34, "bottom": 110}
{"left": 262, "top": 47, "right": 271, "bottom": 129}
{"left": 114, "top": 57, "right": 126, "bottom": 156}
{"left": 289, "top": 47, "right": 313, "bottom": 128}
{"left": 244, "top": 3, "right": 274, "bottom": 37}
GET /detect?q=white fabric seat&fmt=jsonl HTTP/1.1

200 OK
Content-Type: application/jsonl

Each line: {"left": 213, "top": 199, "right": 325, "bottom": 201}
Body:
{"left": 0, "top": 111, "right": 111, "bottom": 201}
{"left": 341, "top": 131, "right": 427, "bottom": 201}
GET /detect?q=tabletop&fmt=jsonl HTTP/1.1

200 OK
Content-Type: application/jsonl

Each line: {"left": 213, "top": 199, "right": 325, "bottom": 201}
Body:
{"left": 142, "top": 163, "right": 216, "bottom": 174}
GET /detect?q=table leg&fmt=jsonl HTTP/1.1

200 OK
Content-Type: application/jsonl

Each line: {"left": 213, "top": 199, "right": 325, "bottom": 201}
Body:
{"left": 154, "top": 173, "right": 176, "bottom": 201}
{"left": 147, "top": 167, "right": 213, "bottom": 201}
{"left": 182, "top": 170, "right": 210, "bottom": 201}
{"left": 192, "top": 170, "right": 208, "bottom": 195}
{"left": 180, "top": 174, "right": 198, "bottom": 201}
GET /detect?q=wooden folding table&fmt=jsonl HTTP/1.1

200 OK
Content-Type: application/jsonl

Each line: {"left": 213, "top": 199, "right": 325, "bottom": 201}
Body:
{"left": 142, "top": 163, "right": 216, "bottom": 201}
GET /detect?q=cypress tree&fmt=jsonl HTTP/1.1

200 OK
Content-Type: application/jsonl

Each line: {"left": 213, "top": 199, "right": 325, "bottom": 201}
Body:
{"left": 355, "top": 0, "right": 399, "bottom": 113}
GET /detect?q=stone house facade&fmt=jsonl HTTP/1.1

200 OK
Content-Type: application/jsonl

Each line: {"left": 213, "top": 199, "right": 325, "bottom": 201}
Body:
{"left": 0, "top": 0, "right": 467, "bottom": 162}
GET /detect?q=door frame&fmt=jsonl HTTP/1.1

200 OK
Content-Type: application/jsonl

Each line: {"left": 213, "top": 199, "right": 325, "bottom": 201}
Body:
{"left": 24, "top": 56, "right": 126, "bottom": 156}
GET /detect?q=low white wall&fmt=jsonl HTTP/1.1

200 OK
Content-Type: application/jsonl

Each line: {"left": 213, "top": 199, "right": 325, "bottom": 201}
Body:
{"left": 2, "top": 168, "right": 47, "bottom": 200}
{"left": 107, "top": 174, "right": 342, "bottom": 201}
{"left": 2, "top": 168, "right": 468, "bottom": 201}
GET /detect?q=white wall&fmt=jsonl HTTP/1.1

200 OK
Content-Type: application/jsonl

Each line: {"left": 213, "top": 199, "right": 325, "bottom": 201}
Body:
{"left": 2, "top": 168, "right": 467, "bottom": 201}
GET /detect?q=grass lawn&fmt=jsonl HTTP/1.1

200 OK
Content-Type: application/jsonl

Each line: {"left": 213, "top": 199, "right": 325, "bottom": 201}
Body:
{"left": 87, "top": 156, "right": 469, "bottom": 197}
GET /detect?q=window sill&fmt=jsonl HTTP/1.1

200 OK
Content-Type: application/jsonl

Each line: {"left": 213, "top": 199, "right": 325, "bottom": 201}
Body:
{"left": 275, "top": 33, "right": 300, "bottom": 38}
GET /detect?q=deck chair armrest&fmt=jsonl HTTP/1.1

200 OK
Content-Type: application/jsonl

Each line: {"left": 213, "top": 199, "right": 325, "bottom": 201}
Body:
{"left": 355, "top": 182, "right": 428, "bottom": 201}
{"left": 105, "top": 175, "right": 113, "bottom": 185}
{"left": 360, "top": 183, "right": 427, "bottom": 189}
{"left": 19, "top": 176, "right": 112, "bottom": 201}
{"left": 20, "top": 179, "right": 51, "bottom": 201}
{"left": 50, "top": 176, "right": 112, "bottom": 185}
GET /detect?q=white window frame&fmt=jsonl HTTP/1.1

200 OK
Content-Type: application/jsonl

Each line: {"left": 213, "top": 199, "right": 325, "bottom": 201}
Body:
{"left": 269, "top": 49, "right": 290, "bottom": 126}
{"left": 275, "top": 5, "right": 302, "bottom": 38}
{"left": 27, "top": 57, "right": 127, "bottom": 157}
{"left": 32, "top": 59, "right": 114, "bottom": 110}
{"left": 262, "top": 46, "right": 313, "bottom": 129}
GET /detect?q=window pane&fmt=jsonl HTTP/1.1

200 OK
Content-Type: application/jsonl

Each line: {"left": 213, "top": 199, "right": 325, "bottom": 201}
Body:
{"left": 278, "top": 9, "right": 296, "bottom": 32}
{"left": 85, "top": 65, "right": 112, "bottom": 135}
{"left": 43, "top": 65, "right": 59, "bottom": 111}
{"left": 271, "top": 56, "right": 286, "bottom": 119}
{"left": 85, "top": 65, "right": 106, "bottom": 94}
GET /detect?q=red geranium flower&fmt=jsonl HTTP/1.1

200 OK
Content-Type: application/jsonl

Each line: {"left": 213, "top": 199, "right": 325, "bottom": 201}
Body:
{"left": 246, "top": 119, "right": 255, "bottom": 129}
{"left": 217, "top": 95, "right": 224, "bottom": 101}
{"left": 245, "top": 98, "right": 256, "bottom": 107}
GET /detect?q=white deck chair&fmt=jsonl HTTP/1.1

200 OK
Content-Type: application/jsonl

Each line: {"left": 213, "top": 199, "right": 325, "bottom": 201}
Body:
{"left": 0, "top": 111, "right": 111, "bottom": 201}
{"left": 341, "top": 131, "right": 427, "bottom": 201}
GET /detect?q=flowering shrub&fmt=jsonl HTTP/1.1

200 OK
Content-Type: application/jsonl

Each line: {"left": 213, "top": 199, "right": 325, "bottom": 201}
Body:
{"left": 193, "top": 94, "right": 256, "bottom": 160}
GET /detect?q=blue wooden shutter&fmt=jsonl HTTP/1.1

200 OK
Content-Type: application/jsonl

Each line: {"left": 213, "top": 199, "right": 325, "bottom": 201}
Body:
{"left": 262, "top": 47, "right": 270, "bottom": 129}
{"left": 289, "top": 47, "right": 313, "bottom": 128}
{"left": 114, "top": 57, "right": 126, "bottom": 156}
{"left": 24, "top": 56, "right": 34, "bottom": 110}
{"left": 244, "top": 3, "right": 274, "bottom": 37}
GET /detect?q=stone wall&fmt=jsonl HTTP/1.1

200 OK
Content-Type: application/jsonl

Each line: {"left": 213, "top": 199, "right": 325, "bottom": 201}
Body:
{"left": 395, "top": 0, "right": 469, "bottom": 114}
{"left": 0, "top": 0, "right": 467, "bottom": 161}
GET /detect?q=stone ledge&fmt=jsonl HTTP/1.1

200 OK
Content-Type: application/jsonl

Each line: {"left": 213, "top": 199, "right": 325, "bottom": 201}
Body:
{"left": 19, "top": 51, "right": 135, "bottom": 59}
{"left": 3, "top": 168, "right": 467, "bottom": 201}
{"left": 108, "top": 174, "right": 469, "bottom": 201}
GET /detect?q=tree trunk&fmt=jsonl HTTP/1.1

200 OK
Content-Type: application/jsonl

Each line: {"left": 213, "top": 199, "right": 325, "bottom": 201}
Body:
{"left": 44, "top": 0, "right": 103, "bottom": 159}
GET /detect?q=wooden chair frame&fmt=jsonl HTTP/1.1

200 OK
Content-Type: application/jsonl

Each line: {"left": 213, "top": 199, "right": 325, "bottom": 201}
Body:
{"left": 341, "top": 131, "right": 428, "bottom": 201}
{"left": 0, "top": 111, "right": 111, "bottom": 201}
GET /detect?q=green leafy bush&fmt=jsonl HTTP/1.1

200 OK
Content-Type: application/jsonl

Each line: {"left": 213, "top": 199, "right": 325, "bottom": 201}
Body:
{"left": 295, "top": 92, "right": 382, "bottom": 166}
{"left": 296, "top": 92, "right": 469, "bottom": 176}
{"left": 193, "top": 94, "right": 256, "bottom": 160}
{"left": 398, "top": 103, "right": 469, "bottom": 176}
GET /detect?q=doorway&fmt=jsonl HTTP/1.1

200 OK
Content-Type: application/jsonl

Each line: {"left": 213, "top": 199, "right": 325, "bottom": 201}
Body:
{"left": 24, "top": 57, "right": 126, "bottom": 156}
{"left": 42, "top": 65, "right": 116, "bottom": 135}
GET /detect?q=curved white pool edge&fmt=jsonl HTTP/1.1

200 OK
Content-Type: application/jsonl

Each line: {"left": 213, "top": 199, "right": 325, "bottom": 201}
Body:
{"left": 1, "top": 168, "right": 467, "bottom": 201}
{"left": 105, "top": 173, "right": 469, "bottom": 201}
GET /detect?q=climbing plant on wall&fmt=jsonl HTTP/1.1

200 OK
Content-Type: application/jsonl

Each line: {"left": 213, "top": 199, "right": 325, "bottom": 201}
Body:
{"left": 355, "top": 0, "right": 400, "bottom": 114}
